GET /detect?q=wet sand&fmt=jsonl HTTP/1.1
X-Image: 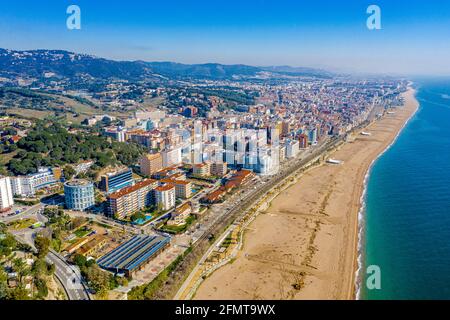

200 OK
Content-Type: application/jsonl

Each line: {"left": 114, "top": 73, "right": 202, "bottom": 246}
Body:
{"left": 194, "top": 88, "right": 419, "bottom": 300}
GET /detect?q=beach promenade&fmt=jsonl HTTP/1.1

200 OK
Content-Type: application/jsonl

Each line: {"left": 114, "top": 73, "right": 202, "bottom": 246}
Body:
{"left": 194, "top": 88, "right": 419, "bottom": 300}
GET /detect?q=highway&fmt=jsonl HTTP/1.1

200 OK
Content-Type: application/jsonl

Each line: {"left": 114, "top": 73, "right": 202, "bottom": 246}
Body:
{"left": 46, "top": 250, "right": 90, "bottom": 300}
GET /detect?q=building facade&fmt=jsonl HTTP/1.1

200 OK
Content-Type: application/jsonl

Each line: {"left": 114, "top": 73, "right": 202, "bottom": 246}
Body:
{"left": 210, "top": 162, "right": 228, "bottom": 177}
{"left": 162, "top": 147, "right": 182, "bottom": 168}
{"left": 64, "top": 179, "right": 95, "bottom": 211}
{"left": 106, "top": 179, "right": 158, "bottom": 219}
{"left": 160, "top": 179, "right": 192, "bottom": 199}
{"left": 139, "top": 153, "right": 163, "bottom": 176}
{"left": 99, "top": 168, "right": 133, "bottom": 194}
{"left": 11, "top": 167, "right": 58, "bottom": 197}
{"left": 154, "top": 184, "right": 176, "bottom": 211}
{"left": 0, "top": 176, "right": 14, "bottom": 212}
{"left": 193, "top": 162, "right": 211, "bottom": 177}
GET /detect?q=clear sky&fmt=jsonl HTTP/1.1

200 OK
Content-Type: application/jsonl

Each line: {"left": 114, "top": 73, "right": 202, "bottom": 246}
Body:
{"left": 0, "top": 0, "right": 449, "bottom": 75}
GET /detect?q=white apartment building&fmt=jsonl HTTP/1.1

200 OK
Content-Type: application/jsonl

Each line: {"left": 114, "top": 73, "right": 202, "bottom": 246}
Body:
{"left": 285, "top": 140, "right": 300, "bottom": 158}
{"left": 11, "top": 167, "right": 57, "bottom": 196}
{"left": 0, "top": 176, "right": 14, "bottom": 212}
{"left": 162, "top": 147, "right": 182, "bottom": 168}
{"left": 154, "top": 184, "right": 176, "bottom": 211}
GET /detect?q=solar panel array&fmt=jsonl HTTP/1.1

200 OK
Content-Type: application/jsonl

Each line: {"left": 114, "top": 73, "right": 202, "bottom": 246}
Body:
{"left": 97, "top": 234, "right": 170, "bottom": 273}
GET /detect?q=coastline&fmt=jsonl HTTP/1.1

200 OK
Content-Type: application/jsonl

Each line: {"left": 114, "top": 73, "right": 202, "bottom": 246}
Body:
{"left": 354, "top": 87, "right": 420, "bottom": 299}
{"left": 194, "top": 87, "right": 419, "bottom": 300}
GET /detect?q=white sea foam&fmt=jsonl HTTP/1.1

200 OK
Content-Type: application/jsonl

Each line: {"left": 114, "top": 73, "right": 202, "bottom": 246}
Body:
{"left": 355, "top": 90, "right": 419, "bottom": 300}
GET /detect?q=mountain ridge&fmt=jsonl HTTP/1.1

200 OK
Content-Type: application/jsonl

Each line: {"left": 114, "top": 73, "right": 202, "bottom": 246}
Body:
{"left": 0, "top": 48, "right": 332, "bottom": 81}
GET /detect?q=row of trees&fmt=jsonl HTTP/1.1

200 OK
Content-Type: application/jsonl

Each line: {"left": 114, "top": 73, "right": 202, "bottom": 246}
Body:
{"left": 73, "top": 254, "right": 127, "bottom": 299}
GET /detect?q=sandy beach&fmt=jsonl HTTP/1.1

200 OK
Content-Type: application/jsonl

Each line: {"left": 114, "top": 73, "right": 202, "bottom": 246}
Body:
{"left": 194, "top": 88, "right": 419, "bottom": 300}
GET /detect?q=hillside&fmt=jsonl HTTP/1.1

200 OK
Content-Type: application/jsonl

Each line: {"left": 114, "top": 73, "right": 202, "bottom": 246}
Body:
{"left": 0, "top": 48, "right": 331, "bottom": 81}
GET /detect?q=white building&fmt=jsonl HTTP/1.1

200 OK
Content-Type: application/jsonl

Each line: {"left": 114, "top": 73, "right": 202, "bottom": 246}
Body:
{"left": 11, "top": 167, "right": 58, "bottom": 197}
{"left": 0, "top": 176, "right": 14, "bottom": 212}
{"left": 285, "top": 140, "right": 300, "bottom": 158}
{"left": 154, "top": 184, "right": 176, "bottom": 211}
{"left": 162, "top": 147, "right": 182, "bottom": 168}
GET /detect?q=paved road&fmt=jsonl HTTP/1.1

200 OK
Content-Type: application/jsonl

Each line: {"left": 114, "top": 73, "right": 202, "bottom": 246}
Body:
{"left": 11, "top": 227, "right": 91, "bottom": 300}
{"left": 0, "top": 203, "right": 45, "bottom": 223}
{"left": 46, "top": 250, "right": 90, "bottom": 300}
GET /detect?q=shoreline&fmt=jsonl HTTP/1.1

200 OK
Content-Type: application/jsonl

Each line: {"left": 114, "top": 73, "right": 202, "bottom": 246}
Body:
{"left": 194, "top": 87, "right": 419, "bottom": 300}
{"left": 354, "top": 87, "right": 420, "bottom": 299}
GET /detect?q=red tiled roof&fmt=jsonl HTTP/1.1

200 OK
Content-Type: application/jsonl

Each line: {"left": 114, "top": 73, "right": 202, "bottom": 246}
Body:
{"left": 161, "top": 179, "right": 191, "bottom": 186}
{"left": 108, "top": 179, "right": 157, "bottom": 200}
{"left": 155, "top": 184, "right": 175, "bottom": 192}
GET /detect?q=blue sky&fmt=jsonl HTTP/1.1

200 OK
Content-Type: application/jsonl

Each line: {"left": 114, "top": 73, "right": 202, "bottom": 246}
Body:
{"left": 1, "top": 0, "right": 449, "bottom": 75}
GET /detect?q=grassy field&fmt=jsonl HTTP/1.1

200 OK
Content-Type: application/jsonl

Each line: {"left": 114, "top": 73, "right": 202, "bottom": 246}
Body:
{"left": 6, "top": 107, "right": 54, "bottom": 119}
{"left": 141, "top": 96, "right": 166, "bottom": 109}
{"left": 7, "top": 218, "right": 37, "bottom": 230}
{"left": 2, "top": 88, "right": 141, "bottom": 124}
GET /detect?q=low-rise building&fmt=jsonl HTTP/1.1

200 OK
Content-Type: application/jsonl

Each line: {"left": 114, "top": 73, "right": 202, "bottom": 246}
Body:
{"left": 167, "top": 202, "right": 192, "bottom": 226}
{"left": 97, "top": 234, "right": 170, "bottom": 277}
{"left": 193, "top": 162, "right": 211, "bottom": 177}
{"left": 76, "top": 235, "right": 108, "bottom": 257}
{"left": 224, "top": 169, "right": 254, "bottom": 190}
{"left": 73, "top": 160, "right": 94, "bottom": 175}
{"left": 201, "top": 188, "right": 227, "bottom": 204}
{"left": 11, "top": 167, "right": 59, "bottom": 197}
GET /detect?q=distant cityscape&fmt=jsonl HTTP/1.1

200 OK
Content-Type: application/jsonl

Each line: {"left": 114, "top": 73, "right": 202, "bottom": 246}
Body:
{"left": 0, "top": 48, "right": 407, "bottom": 300}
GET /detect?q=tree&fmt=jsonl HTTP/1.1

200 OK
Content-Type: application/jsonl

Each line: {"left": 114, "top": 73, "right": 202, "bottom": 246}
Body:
{"left": 73, "top": 254, "right": 87, "bottom": 268}
{"left": 0, "top": 234, "right": 17, "bottom": 258}
{"left": 12, "top": 258, "right": 30, "bottom": 284}
{"left": 86, "top": 265, "right": 110, "bottom": 298}
{"left": 71, "top": 217, "right": 86, "bottom": 230}
{"left": 31, "top": 258, "right": 47, "bottom": 278}
{"left": 34, "top": 235, "right": 50, "bottom": 258}
{"left": 0, "top": 269, "right": 7, "bottom": 300}
{"left": 64, "top": 165, "right": 76, "bottom": 180}
{"left": 34, "top": 278, "right": 48, "bottom": 299}
{"left": 130, "top": 212, "right": 146, "bottom": 222}
{"left": 7, "top": 286, "right": 30, "bottom": 300}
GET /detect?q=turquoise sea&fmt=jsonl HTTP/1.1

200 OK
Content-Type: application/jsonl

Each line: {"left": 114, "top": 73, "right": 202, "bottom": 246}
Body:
{"left": 361, "top": 78, "right": 450, "bottom": 299}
